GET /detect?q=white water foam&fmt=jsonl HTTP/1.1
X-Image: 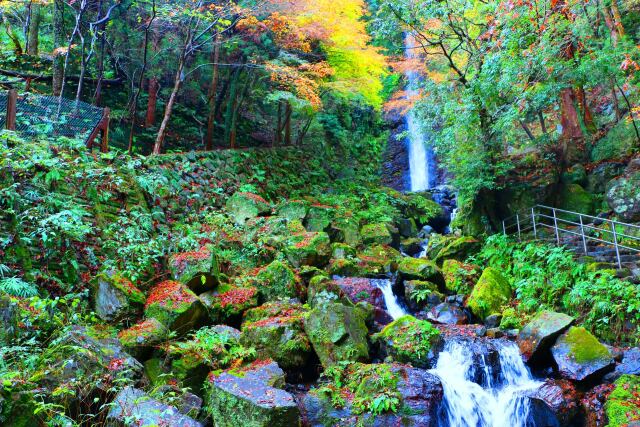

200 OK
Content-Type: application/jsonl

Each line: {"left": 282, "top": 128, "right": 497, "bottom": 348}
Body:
{"left": 371, "top": 278, "right": 407, "bottom": 320}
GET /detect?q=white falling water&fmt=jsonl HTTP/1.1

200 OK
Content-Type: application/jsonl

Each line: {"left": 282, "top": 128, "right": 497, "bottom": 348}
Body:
{"left": 404, "top": 33, "right": 430, "bottom": 192}
{"left": 371, "top": 278, "right": 407, "bottom": 320}
{"left": 430, "top": 340, "right": 542, "bottom": 427}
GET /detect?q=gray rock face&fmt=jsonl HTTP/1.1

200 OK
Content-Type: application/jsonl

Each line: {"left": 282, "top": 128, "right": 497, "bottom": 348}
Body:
{"left": 550, "top": 327, "right": 615, "bottom": 381}
{"left": 604, "top": 347, "right": 640, "bottom": 383}
{"left": 106, "top": 387, "right": 203, "bottom": 427}
{"left": 607, "top": 170, "right": 640, "bottom": 221}
{"left": 206, "top": 360, "right": 299, "bottom": 427}
{"left": 427, "top": 302, "right": 468, "bottom": 325}
{"left": 517, "top": 311, "right": 574, "bottom": 363}
{"left": 524, "top": 379, "right": 580, "bottom": 426}
{"left": 95, "top": 279, "right": 129, "bottom": 321}
{"left": 587, "top": 162, "right": 625, "bottom": 193}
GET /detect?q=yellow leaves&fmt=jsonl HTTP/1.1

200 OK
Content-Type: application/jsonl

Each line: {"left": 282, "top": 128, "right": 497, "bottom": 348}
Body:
{"left": 52, "top": 45, "right": 76, "bottom": 57}
{"left": 265, "top": 63, "right": 324, "bottom": 110}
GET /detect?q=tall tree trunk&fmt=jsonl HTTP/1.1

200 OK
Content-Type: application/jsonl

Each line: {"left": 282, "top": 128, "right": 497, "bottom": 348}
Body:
{"left": 284, "top": 101, "right": 292, "bottom": 146}
{"left": 275, "top": 101, "right": 282, "bottom": 146}
{"left": 576, "top": 86, "right": 596, "bottom": 133}
{"left": 205, "top": 32, "right": 221, "bottom": 150}
{"left": 3, "top": 16, "right": 23, "bottom": 55}
{"left": 52, "top": 0, "right": 65, "bottom": 96}
{"left": 27, "top": 3, "right": 41, "bottom": 55}
{"left": 93, "top": 0, "right": 106, "bottom": 105}
{"left": 145, "top": 77, "right": 159, "bottom": 128}
{"left": 223, "top": 65, "right": 242, "bottom": 147}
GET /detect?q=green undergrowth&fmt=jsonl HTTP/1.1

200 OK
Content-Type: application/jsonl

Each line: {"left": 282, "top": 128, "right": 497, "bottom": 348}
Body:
{"left": 473, "top": 235, "right": 640, "bottom": 344}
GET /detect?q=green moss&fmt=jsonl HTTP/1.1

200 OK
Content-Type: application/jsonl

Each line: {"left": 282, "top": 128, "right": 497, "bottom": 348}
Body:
{"left": 360, "top": 223, "right": 393, "bottom": 246}
{"left": 590, "top": 119, "right": 638, "bottom": 162}
{"left": 373, "top": 315, "right": 441, "bottom": 367}
{"left": 396, "top": 258, "right": 443, "bottom": 284}
{"left": 442, "top": 259, "right": 479, "bottom": 295}
{"left": 276, "top": 199, "right": 309, "bottom": 222}
{"left": 433, "top": 236, "right": 480, "bottom": 263}
{"left": 562, "top": 326, "right": 611, "bottom": 364}
{"left": 499, "top": 307, "right": 523, "bottom": 330}
{"left": 466, "top": 267, "right": 512, "bottom": 320}
{"left": 558, "top": 184, "right": 594, "bottom": 215}
{"left": 605, "top": 375, "right": 640, "bottom": 427}
{"left": 284, "top": 232, "right": 331, "bottom": 268}
{"left": 254, "top": 260, "right": 299, "bottom": 301}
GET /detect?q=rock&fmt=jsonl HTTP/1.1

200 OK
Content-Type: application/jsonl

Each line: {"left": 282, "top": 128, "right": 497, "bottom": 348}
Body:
{"left": 153, "top": 385, "right": 203, "bottom": 417}
{"left": 93, "top": 270, "right": 145, "bottom": 322}
{"left": 0, "top": 294, "right": 17, "bottom": 345}
{"left": 305, "top": 204, "right": 333, "bottom": 232}
{"left": 226, "top": 192, "right": 271, "bottom": 225}
{"left": 105, "top": 387, "right": 203, "bottom": 427}
{"left": 559, "top": 183, "right": 594, "bottom": 215}
{"left": 144, "top": 280, "right": 207, "bottom": 333}
{"left": 200, "top": 284, "right": 259, "bottom": 324}
{"left": 587, "top": 162, "right": 625, "bottom": 193}
{"left": 360, "top": 223, "right": 394, "bottom": 246}
{"left": 241, "top": 302, "right": 312, "bottom": 371}
{"left": 118, "top": 318, "right": 169, "bottom": 358}
{"left": 605, "top": 374, "right": 640, "bottom": 427}
{"left": 404, "top": 280, "right": 442, "bottom": 312}
{"left": 582, "top": 383, "right": 613, "bottom": 427}
{"left": 551, "top": 326, "right": 615, "bottom": 381}
{"left": 276, "top": 199, "right": 309, "bottom": 222}
{"left": 484, "top": 314, "right": 502, "bottom": 328}
{"left": 304, "top": 302, "right": 369, "bottom": 367}
{"left": 524, "top": 379, "right": 580, "bottom": 426}
{"left": 168, "top": 246, "right": 219, "bottom": 294}
{"left": 607, "top": 170, "right": 640, "bottom": 221}
{"left": 603, "top": 347, "right": 640, "bottom": 383}
{"left": 333, "top": 277, "right": 391, "bottom": 325}
{"left": 486, "top": 328, "right": 504, "bottom": 339}
{"left": 284, "top": 232, "right": 331, "bottom": 268}
{"left": 442, "top": 259, "right": 480, "bottom": 295}
{"left": 561, "top": 164, "right": 588, "bottom": 186}
{"left": 252, "top": 260, "right": 300, "bottom": 301}
{"left": 396, "top": 257, "right": 444, "bottom": 286}
{"left": 301, "top": 363, "right": 442, "bottom": 426}
{"left": 466, "top": 268, "right": 511, "bottom": 320}
{"left": 439, "top": 335, "right": 502, "bottom": 386}
{"left": 427, "top": 303, "right": 468, "bottom": 325}
{"left": 331, "top": 243, "right": 356, "bottom": 260}
{"left": 206, "top": 360, "right": 299, "bottom": 427}
{"left": 526, "top": 397, "right": 561, "bottom": 427}
{"left": 518, "top": 311, "right": 574, "bottom": 363}
{"left": 307, "top": 276, "right": 349, "bottom": 308}
{"left": 372, "top": 315, "right": 441, "bottom": 368}
{"left": 398, "top": 218, "right": 418, "bottom": 237}
{"left": 355, "top": 245, "right": 401, "bottom": 276}
{"left": 433, "top": 236, "right": 480, "bottom": 264}
{"left": 399, "top": 237, "right": 424, "bottom": 257}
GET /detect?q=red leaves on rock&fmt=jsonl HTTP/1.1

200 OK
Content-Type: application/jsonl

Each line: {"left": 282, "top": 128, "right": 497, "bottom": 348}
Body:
{"left": 145, "top": 280, "right": 195, "bottom": 309}
{"left": 217, "top": 287, "right": 257, "bottom": 308}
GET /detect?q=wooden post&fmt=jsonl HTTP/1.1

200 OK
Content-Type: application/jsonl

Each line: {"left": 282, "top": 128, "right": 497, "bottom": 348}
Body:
{"left": 86, "top": 107, "right": 110, "bottom": 152}
{"left": 6, "top": 89, "right": 17, "bottom": 131}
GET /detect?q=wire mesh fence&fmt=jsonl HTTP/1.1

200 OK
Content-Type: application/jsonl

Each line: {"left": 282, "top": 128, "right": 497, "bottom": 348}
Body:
{"left": 0, "top": 91, "right": 105, "bottom": 143}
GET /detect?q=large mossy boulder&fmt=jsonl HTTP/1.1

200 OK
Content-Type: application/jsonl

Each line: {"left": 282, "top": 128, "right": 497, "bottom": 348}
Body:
{"left": 304, "top": 302, "right": 369, "bottom": 368}
{"left": 558, "top": 184, "right": 594, "bottom": 215}
{"left": 168, "top": 246, "right": 219, "bottom": 294}
{"left": 200, "top": 284, "right": 259, "bottom": 324}
{"left": 144, "top": 280, "right": 206, "bottom": 333}
{"left": 605, "top": 374, "right": 640, "bottom": 427}
{"left": 240, "top": 302, "right": 312, "bottom": 371}
{"left": 433, "top": 236, "right": 481, "bottom": 264}
{"left": 206, "top": 360, "right": 300, "bottom": 427}
{"left": 607, "top": 170, "right": 640, "bottom": 222}
{"left": 106, "top": 387, "right": 203, "bottom": 427}
{"left": 404, "top": 280, "right": 443, "bottom": 312}
{"left": 284, "top": 232, "right": 331, "bottom": 268}
{"left": 372, "top": 315, "right": 441, "bottom": 368}
{"left": 396, "top": 257, "right": 443, "bottom": 286}
{"left": 118, "top": 318, "right": 169, "bottom": 358}
{"left": 550, "top": 327, "right": 614, "bottom": 381}
{"left": 226, "top": 192, "right": 271, "bottom": 225}
{"left": 356, "top": 244, "right": 401, "bottom": 276}
{"left": 442, "top": 259, "right": 480, "bottom": 295}
{"left": 587, "top": 162, "right": 626, "bottom": 193}
{"left": 360, "top": 223, "right": 394, "bottom": 246}
{"left": 92, "top": 270, "right": 145, "bottom": 322}
{"left": 276, "top": 199, "right": 309, "bottom": 222}
{"left": 518, "top": 311, "right": 574, "bottom": 363}
{"left": 305, "top": 204, "right": 334, "bottom": 232}
{"left": 251, "top": 260, "right": 300, "bottom": 301}
{"left": 466, "top": 267, "right": 512, "bottom": 320}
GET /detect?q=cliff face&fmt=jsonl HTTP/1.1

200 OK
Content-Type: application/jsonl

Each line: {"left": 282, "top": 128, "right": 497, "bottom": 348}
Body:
{"left": 381, "top": 116, "right": 410, "bottom": 192}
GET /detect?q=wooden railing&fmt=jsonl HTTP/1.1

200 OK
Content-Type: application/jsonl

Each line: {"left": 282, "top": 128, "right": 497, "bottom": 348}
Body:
{"left": 502, "top": 205, "right": 640, "bottom": 268}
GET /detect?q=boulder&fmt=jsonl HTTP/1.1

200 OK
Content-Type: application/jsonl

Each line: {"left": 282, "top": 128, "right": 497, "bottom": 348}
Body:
{"left": 605, "top": 374, "right": 640, "bottom": 427}
{"left": 360, "top": 223, "right": 394, "bottom": 246}
{"left": 240, "top": 302, "right": 312, "bottom": 371}
{"left": 433, "top": 236, "right": 480, "bottom": 264}
{"left": 558, "top": 184, "right": 594, "bottom": 215}
{"left": 524, "top": 379, "right": 580, "bottom": 426}
{"left": 118, "top": 318, "right": 169, "bottom": 358}
{"left": 404, "top": 280, "right": 442, "bottom": 312}
{"left": 372, "top": 315, "right": 441, "bottom": 368}
{"left": 587, "top": 162, "right": 625, "bottom": 193}
{"left": 355, "top": 245, "right": 401, "bottom": 276}
{"left": 252, "top": 260, "right": 300, "bottom": 301}
{"left": 305, "top": 204, "right": 333, "bottom": 232}
{"left": 206, "top": 360, "right": 299, "bottom": 427}
{"left": 304, "top": 302, "right": 369, "bottom": 367}
{"left": 333, "top": 277, "right": 391, "bottom": 325}
{"left": 604, "top": 347, "right": 640, "bottom": 383}
{"left": 276, "top": 199, "right": 309, "bottom": 222}
{"left": 200, "top": 284, "right": 259, "bottom": 324}
{"left": 93, "top": 270, "right": 145, "bottom": 322}
{"left": 551, "top": 326, "right": 615, "bottom": 381}
{"left": 607, "top": 170, "right": 640, "bottom": 222}
{"left": 427, "top": 302, "right": 468, "bottom": 325}
{"left": 284, "top": 232, "right": 331, "bottom": 268}
{"left": 105, "top": 387, "right": 203, "bottom": 427}
{"left": 144, "top": 280, "right": 206, "bottom": 333}
{"left": 168, "top": 246, "right": 219, "bottom": 294}
{"left": 398, "top": 218, "right": 418, "bottom": 237}
{"left": 226, "top": 192, "right": 271, "bottom": 225}
{"left": 396, "top": 257, "right": 444, "bottom": 286}
{"left": 518, "top": 311, "right": 574, "bottom": 363}
{"left": 331, "top": 243, "right": 357, "bottom": 260}
{"left": 399, "top": 237, "right": 424, "bottom": 257}
{"left": 442, "top": 259, "right": 480, "bottom": 295}
{"left": 466, "top": 268, "right": 511, "bottom": 320}
{"left": 307, "top": 276, "right": 349, "bottom": 308}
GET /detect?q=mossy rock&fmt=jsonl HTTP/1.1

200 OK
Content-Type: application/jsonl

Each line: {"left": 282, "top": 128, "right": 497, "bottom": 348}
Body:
{"left": 252, "top": 260, "right": 300, "bottom": 301}
{"left": 331, "top": 242, "right": 356, "bottom": 260}
{"left": 118, "top": 318, "right": 168, "bottom": 358}
{"left": 396, "top": 257, "right": 444, "bottom": 286}
{"left": 92, "top": 270, "right": 145, "bottom": 322}
{"left": 304, "top": 302, "right": 369, "bottom": 367}
{"left": 607, "top": 171, "right": 640, "bottom": 222}
{"left": 305, "top": 204, "right": 334, "bottom": 232}
{"left": 372, "top": 315, "right": 441, "bottom": 368}
{"left": 200, "top": 284, "right": 259, "bottom": 324}
{"left": 168, "top": 246, "right": 219, "bottom": 294}
{"left": 226, "top": 192, "right": 271, "bottom": 225}
{"left": 404, "top": 280, "right": 443, "bottom": 312}
{"left": 442, "top": 259, "right": 480, "bottom": 295}
{"left": 561, "top": 164, "right": 588, "bottom": 186}
{"left": 433, "top": 236, "right": 480, "bottom": 264}
{"left": 144, "top": 280, "right": 207, "bottom": 334}
{"left": 360, "top": 223, "right": 393, "bottom": 246}
{"left": 330, "top": 216, "right": 362, "bottom": 247}
{"left": 550, "top": 326, "right": 614, "bottom": 381}
{"left": 466, "top": 267, "right": 512, "bottom": 320}
{"left": 558, "top": 184, "right": 594, "bottom": 215}
{"left": 241, "top": 302, "right": 312, "bottom": 371}
{"left": 356, "top": 245, "right": 401, "bottom": 276}
{"left": 307, "top": 276, "right": 349, "bottom": 308}
{"left": 276, "top": 199, "right": 309, "bottom": 222}
{"left": 284, "top": 232, "right": 331, "bottom": 268}
{"left": 517, "top": 310, "right": 574, "bottom": 362}
{"left": 605, "top": 374, "right": 640, "bottom": 427}
{"left": 326, "top": 258, "right": 361, "bottom": 277}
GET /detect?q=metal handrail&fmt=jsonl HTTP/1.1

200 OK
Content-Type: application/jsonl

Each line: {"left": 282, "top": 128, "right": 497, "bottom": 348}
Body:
{"left": 502, "top": 205, "right": 640, "bottom": 269}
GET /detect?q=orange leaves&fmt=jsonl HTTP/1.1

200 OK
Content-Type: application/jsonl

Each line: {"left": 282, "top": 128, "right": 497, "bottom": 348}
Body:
{"left": 265, "top": 63, "right": 325, "bottom": 109}
{"left": 620, "top": 55, "right": 640, "bottom": 72}
{"left": 264, "top": 12, "right": 312, "bottom": 52}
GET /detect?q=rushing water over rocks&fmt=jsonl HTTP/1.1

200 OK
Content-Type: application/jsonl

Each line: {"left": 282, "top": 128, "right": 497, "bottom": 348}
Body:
{"left": 371, "top": 278, "right": 408, "bottom": 320}
{"left": 430, "top": 339, "right": 544, "bottom": 427}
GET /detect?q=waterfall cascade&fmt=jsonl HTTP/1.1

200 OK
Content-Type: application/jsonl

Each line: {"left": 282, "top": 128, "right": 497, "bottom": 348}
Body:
{"left": 371, "top": 278, "right": 407, "bottom": 320}
{"left": 430, "top": 340, "right": 543, "bottom": 427}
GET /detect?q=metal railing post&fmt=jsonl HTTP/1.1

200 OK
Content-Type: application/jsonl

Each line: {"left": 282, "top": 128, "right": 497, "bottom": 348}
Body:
{"left": 611, "top": 220, "right": 622, "bottom": 269}
{"left": 579, "top": 215, "right": 588, "bottom": 255}
{"left": 531, "top": 207, "right": 537, "bottom": 240}
{"left": 516, "top": 213, "right": 521, "bottom": 241}
{"left": 502, "top": 221, "right": 506, "bottom": 235}
{"left": 552, "top": 208, "right": 560, "bottom": 245}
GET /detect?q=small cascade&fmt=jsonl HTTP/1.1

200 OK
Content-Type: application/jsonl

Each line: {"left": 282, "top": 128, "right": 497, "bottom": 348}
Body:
{"left": 371, "top": 278, "right": 407, "bottom": 320}
{"left": 430, "top": 340, "right": 542, "bottom": 427}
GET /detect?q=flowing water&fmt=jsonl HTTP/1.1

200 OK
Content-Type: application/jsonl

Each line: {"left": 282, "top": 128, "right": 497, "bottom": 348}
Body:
{"left": 371, "top": 278, "right": 408, "bottom": 320}
{"left": 430, "top": 340, "right": 543, "bottom": 427}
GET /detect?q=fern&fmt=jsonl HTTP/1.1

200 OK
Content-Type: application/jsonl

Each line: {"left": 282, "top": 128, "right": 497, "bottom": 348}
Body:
{"left": 0, "top": 277, "right": 38, "bottom": 298}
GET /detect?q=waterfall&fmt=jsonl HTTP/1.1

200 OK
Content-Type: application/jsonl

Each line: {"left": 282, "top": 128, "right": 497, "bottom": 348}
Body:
{"left": 404, "top": 33, "right": 435, "bottom": 192}
{"left": 430, "top": 340, "right": 542, "bottom": 427}
{"left": 371, "top": 278, "right": 407, "bottom": 320}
